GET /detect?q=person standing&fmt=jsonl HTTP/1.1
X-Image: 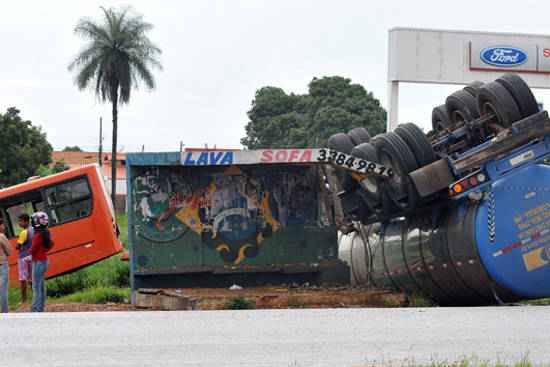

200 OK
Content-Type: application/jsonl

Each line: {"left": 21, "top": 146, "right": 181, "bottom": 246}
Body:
{"left": 30, "top": 212, "right": 52, "bottom": 313}
{"left": 0, "top": 218, "right": 13, "bottom": 313}
{"left": 16, "top": 214, "right": 33, "bottom": 304}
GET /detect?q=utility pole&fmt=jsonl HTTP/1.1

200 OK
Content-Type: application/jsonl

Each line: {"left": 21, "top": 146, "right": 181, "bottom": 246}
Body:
{"left": 98, "top": 117, "right": 103, "bottom": 166}
{"left": 180, "top": 141, "right": 184, "bottom": 152}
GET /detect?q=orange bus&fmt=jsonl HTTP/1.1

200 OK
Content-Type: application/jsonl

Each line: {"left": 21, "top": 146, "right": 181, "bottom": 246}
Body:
{"left": 0, "top": 164, "right": 123, "bottom": 285}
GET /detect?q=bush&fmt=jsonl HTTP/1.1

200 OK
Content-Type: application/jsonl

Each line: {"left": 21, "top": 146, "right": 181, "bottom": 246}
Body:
{"left": 225, "top": 297, "right": 255, "bottom": 310}
{"left": 47, "top": 271, "right": 89, "bottom": 297}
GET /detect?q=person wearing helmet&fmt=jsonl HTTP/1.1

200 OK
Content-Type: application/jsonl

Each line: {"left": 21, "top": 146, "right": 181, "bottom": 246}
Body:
{"left": 30, "top": 212, "right": 53, "bottom": 312}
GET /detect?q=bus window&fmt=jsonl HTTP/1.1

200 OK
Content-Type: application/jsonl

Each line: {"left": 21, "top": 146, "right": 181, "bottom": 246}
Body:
{"left": 7, "top": 203, "right": 34, "bottom": 237}
{"left": 2, "top": 189, "right": 45, "bottom": 239}
{"left": 45, "top": 177, "right": 92, "bottom": 225}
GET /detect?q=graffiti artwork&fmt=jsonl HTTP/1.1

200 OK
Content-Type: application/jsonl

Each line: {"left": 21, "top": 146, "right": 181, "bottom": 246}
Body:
{"left": 132, "top": 165, "right": 331, "bottom": 265}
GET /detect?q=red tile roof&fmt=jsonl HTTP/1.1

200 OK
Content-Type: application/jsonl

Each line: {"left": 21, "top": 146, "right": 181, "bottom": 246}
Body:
{"left": 51, "top": 152, "right": 126, "bottom": 179}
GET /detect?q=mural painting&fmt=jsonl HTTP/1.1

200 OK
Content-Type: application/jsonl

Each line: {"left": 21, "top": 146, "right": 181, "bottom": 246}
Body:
{"left": 132, "top": 165, "right": 333, "bottom": 265}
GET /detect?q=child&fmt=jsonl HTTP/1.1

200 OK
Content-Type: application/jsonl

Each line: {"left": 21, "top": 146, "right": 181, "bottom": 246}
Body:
{"left": 16, "top": 214, "right": 33, "bottom": 303}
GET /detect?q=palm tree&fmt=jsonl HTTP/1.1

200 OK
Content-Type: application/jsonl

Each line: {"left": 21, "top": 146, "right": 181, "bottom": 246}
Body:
{"left": 69, "top": 6, "right": 162, "bottom": 209}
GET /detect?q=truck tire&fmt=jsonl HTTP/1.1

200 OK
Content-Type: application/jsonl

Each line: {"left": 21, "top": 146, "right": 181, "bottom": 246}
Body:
{"left": 351, "top": 143, "right": 381, "bottom": 207}
{"left": 328, "top": 133, "right": 356, "bottom": 191}
{"left": 463, "top": 81, "right": 484, "bottom": 97}
{"left": 496, "top": 74, "right": 539, "bottom": 118}
{"left": 432, "top": 105, "right": 451, "bottom": 132}
{"left": 446, "top": 90, "right": 480, "bottom": 125}
{"left": 394, "top": 123, "right": 436, "bottom": 167}
{"left": 327, "top": 133, "right": 354, "bottom": 154}
{"left": 477, "top": 81, "right": 522, "bottom": 128}
{"left": 348, "top": 127, "right": 371, "bottom": 146}
{"left": 371, "top": 133, "right": 419, "bottom": 212}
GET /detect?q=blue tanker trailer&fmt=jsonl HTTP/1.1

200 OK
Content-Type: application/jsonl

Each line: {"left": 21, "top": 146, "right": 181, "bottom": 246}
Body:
{"left": 329, "top": 74, "right": 550, "bottom": 305}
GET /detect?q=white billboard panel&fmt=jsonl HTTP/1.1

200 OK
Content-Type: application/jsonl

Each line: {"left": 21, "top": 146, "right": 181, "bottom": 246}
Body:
{"left": 387, "top": 28, "right": 550, "bottom": 130}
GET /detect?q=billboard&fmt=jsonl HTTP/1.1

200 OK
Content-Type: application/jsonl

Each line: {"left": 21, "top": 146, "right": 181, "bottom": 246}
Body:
{"left": 387, "top": 28, "right": 550, "bottom": 130}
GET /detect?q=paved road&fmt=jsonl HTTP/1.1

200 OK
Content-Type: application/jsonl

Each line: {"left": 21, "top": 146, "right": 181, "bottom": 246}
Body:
{"left": 1, "top": 307, "right": 549, "bottom": 367}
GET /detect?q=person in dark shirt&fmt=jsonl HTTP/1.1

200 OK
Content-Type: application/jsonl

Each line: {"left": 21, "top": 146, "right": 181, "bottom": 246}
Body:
{"left": 30, "top": 212, "right": 53, "bottom": 312}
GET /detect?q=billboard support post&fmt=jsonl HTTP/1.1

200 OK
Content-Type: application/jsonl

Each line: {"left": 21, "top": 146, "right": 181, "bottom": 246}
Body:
{"left": 387, "top": 81, "right": 399, "bottom": 131}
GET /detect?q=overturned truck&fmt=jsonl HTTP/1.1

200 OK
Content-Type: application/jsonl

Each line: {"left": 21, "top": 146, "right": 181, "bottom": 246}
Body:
{"left": 332, "top": 74, "right": 550, "bottom": 305}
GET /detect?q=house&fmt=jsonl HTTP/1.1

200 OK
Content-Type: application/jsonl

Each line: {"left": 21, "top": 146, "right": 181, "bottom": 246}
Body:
{"left": 51, "top": 151, "right": 127, "bottom": 204}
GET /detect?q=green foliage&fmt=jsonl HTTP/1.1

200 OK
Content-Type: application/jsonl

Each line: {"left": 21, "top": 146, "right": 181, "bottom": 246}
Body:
{"left": 225, "top": 297, "right": 255, "bottom": 310}
{"left": 55, "top": 287, "right": 130, "bottom": 304}
{"left": 241, "top": 76, "right": 386, "bottom": 149}
{"left": 68, "top": 6, "right": 162, "bottom": 104}
{"left": 0, "top": 107, "right": 53, "bottom": 187}
{"left": 116, "top": 212, "right": 128, "bottom": 247}
{"left": 63, "top": 146, "right": 83, "bottom": 152}
{"left": 8, "top": 287, "right": 22, "bottom": 310}
{"left": 36, "top": 160, "right": 70, "bottom": 177}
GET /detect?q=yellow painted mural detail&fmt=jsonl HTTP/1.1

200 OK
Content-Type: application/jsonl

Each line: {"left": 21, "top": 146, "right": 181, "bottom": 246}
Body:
{"left": 235, "top": 244, "right": 253, "bottom": 265}
{"left": 216, "top": 244, "right": 230, "bottom": 253}
{"left": 261, "top": 192, "right": 280, "bottom": 232}
{"left": 175, "top": 198, "right": 203, "bottom": 234}
{"left": 522, "top": 246, "right": 550, "bottom": 271}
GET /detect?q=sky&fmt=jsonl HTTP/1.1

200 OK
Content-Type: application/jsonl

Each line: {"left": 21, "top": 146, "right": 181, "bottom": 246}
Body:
{"left": 2, "top": 0, "right": 550, "bottom": 152}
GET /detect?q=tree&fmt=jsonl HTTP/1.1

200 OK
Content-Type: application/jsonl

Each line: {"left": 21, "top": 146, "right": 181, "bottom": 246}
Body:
{"left": 69, "top": 6, "right": 162, "bottom": 208}
{"left": 36, "top": 160, "right": 70, "bottom": 177}
{"left": 0, "top": 107, "right": 53, "bottom": 187}
{"left": 241, "top": 76, "right": 386, "bottom": 149}
{"left": 63, "top": 146, "right": 83, "bottom": 152}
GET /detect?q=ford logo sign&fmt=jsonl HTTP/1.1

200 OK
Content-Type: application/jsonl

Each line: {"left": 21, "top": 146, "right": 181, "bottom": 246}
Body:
{"left": 480, "top": 46, "right": 528, "bottom": 67}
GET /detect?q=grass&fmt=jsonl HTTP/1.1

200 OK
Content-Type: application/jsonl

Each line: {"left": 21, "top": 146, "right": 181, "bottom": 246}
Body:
{"left": 520, "top": 297, "right": 550, "bottom": 306}
{"left": 54, "top": 287, "right": 130, "bottom": 304}
{"left": 356, "top": 354, "right": 540, "bottom": 367}
{"left": 406, "top": 354, "right": 536, "bottom": 367}
{"left": 8, "top": 213, "right": 130, "bottom": 310}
